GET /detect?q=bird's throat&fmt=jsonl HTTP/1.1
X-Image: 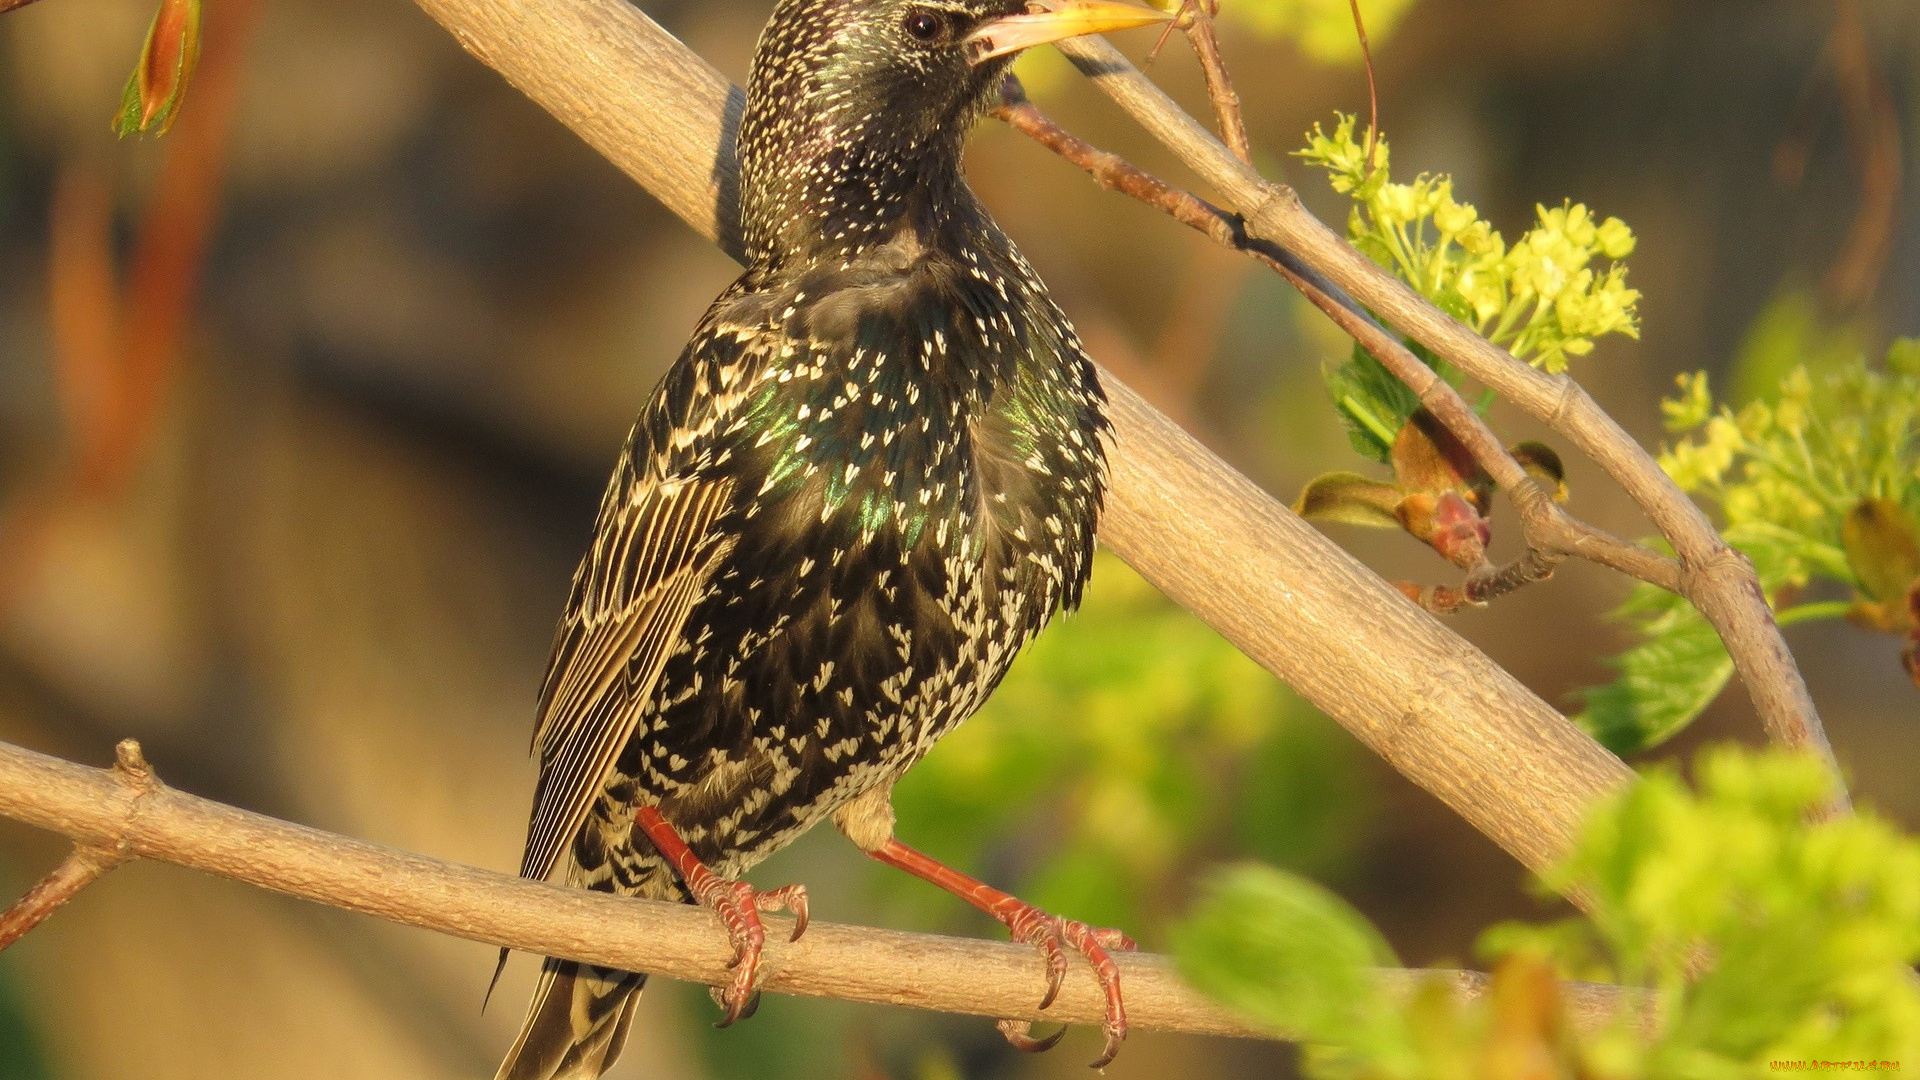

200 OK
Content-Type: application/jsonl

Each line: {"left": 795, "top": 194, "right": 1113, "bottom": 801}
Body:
{"left": 742, "top": 126, "right": 972, "bottom": 272}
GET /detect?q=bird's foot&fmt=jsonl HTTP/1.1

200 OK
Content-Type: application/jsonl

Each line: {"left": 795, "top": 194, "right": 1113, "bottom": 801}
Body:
{"left": 635, "top": 806, "right": 808, "bottom": 1026}
{"left": 862, "top": 836, "right": 1135, "bottom": 1067}
{"left": 995, "top": 900, "right": 1135, "bottom": 1068}
{"left": 685, "top": 872, "right": 809, "bottom": 1026}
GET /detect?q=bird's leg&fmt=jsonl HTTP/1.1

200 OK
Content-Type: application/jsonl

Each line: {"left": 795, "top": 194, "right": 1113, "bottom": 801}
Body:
{"left": 865, "top": 838, "right": 1135, "bottom": 1067}
{"left": 634, "top": 806, "right": 809, "bottom": 1026}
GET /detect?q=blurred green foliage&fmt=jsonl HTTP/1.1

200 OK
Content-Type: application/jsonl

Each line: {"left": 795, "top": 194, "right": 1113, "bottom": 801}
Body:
{"left": 1173, "top": 865, "right": 1409, "bottom": 1071}
{"left": 1014, "top": 0, "right": 1416, "bottom": 96}
{"left": 1211, "top": 0, "right": 1419, "bottom": 65}
{"left": 0, "top": 959, "right": 51, "bottom": 1080}
{"left": 887, "top": 552, "right": 1372, "bottom": 940}
{"left": 1578, "top": 298, "right": 1920, "bottom": 752}
{"left": 687, "top": 981, "right": 851, "bottom": 1080}
{"left": 1174, "top": 746, "right": 1920, "bottom": 1079}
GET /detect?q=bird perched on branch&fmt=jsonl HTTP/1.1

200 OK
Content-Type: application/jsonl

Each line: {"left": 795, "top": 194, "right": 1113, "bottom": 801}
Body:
{"left": 495, "top": 2, "right": 1169, "bottom": 1076}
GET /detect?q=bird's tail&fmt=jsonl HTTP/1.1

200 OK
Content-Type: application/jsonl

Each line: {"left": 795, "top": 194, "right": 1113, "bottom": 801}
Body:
{"left": 493, "top": 958, "right": 647, "bottom": 1080}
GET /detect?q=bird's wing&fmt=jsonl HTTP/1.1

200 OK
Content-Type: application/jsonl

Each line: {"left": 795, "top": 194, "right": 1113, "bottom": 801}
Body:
{"left": 517, "top": 469, "right": 738, "bottom": 884}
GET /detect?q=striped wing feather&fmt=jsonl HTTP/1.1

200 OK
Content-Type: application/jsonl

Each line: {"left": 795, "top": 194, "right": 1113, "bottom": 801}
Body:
{"left": 518, "top": 474, "right": 736, "bottom": 884}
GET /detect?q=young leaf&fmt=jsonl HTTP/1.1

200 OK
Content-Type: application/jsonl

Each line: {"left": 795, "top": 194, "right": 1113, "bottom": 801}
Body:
{"left": 114, "top": 0, "right": 201, "bottom": 137}
{"left": 1324, "top": 345, "right": 1421, "bottom": 464}
{"left": 1294, "top": 472, "right": 1404, "bottom": 529}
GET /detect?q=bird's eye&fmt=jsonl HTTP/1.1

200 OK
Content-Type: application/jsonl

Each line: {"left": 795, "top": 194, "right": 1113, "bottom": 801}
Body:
{"left": 902, "top": 10, "right": 948, "bottom": 43}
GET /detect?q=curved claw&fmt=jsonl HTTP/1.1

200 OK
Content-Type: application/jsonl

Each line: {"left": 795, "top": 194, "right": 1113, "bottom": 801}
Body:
{"left": 755, "top": 883, "right": 810, "bottom": 942}
{"left": 708, "top": 985, "right": 762, "bottom": 1027}
{"left": 996, "top": 1018, "right": 1068, "bottom": 1054}
{"left": 691, "top": 876, "right": 807, "bottom": 1027}
{"left": 1089, "top": 1020, "right": 1125, "bottom": 1071}
{"left": 1036, "top": 933, "right": 1069, "bottom": 1010}
{"left": 1004, "top": 910, "right": 1130, "bottom": 1068}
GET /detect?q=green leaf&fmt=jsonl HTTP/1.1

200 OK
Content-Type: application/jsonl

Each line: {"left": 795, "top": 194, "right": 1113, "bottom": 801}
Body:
{"left": 1574, "top": 586, "right": 1734, "bottom": 755}
{"left": 1550, "top": 747, "right": 1920, "bottom": 1073}
{"left": 1323, "top": 345, "right": 1420, "bottom": 465}
{"left": 1172, "top": 864, "right": 1403, "bottom": 1056}
{"left": 1577, "top": 519, "right": 1828, "bottom": 754}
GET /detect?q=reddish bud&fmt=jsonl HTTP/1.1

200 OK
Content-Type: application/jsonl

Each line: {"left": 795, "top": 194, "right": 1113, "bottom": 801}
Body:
{"left": 1906, "top": 586, "right": 1919, "bottom": 691}
{"left": 114, "top": 0, "right": 201, "bottom": 137}
{"left": 1427, "top": 490, "right": 1490, "bottom": 569}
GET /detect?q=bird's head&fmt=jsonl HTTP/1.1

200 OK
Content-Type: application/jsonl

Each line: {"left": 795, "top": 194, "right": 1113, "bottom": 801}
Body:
{"left": 740, "top": 0, "right": 1168, "bottom": 267}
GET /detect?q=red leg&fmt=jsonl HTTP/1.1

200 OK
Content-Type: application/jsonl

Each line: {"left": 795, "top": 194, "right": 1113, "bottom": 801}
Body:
{"left": 866, "top": 838, "right": 1135, "bottom": 1067}
{"left": 635, "top": 807, "right": 808, "bottom": 1025}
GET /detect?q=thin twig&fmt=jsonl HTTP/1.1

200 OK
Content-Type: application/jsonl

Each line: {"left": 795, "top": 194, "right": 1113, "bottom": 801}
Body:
{"left": 1347, "top": 0, "right": 1380, "bottom": 173}
{"left": 0, "top": 739, "right": 158, "bottom": 950}
{"left": 1178, "top": 0, "right": 1253, "bottom": 167}
{"left": 1051, "top": 34, "right": 1844, "bottom": 803}
{"left": 1820, "top": 0, "right": 1901, "bottom": 309}
{"left": 0, "top": 738, "right": 1649, "bottom": 1040}
{"left": 0, "top": 846, "right": 120, "bottom": 950}
{"left": 996, "top": 82, "right": 1685, "bottom": 602}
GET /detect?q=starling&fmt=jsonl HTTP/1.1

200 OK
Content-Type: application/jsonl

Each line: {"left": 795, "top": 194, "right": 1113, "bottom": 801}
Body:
{"left": 495, "top": 2, "right": 1169, "bottom": 1077}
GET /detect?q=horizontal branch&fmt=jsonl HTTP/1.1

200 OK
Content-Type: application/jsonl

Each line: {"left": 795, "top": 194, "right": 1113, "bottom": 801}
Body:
{"left": 0, "top": 738, "right": 1643, "bottom": 1038}
{"left": 405, "top": 0, "right": 1631, "bottom": 897}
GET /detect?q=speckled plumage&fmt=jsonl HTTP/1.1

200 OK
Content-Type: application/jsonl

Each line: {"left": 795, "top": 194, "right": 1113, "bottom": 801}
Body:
{"left": 497, "top": 2, "right": 1112, "bottom": 1076}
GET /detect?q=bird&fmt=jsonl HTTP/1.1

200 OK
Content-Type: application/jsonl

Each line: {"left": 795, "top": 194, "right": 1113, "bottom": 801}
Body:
{"left": 493, "top": 2, "right": 1171, "bottom": 1077}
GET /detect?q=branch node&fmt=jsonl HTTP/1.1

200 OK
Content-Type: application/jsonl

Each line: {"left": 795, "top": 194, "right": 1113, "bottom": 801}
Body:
{"left": 114, "top": 737, "right": 159, "bottom": 794}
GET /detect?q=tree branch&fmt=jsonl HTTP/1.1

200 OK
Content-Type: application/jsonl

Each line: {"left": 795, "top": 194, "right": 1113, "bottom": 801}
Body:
{"left": 0, "top": 845, "right": 118, "bottom": 949}
{"left": 0, "top": 738, "right": 1643, "bottom": 1037}
{"left": 0, "top": 739, "right": 155, "bottom": 947}
{"left": 993, "top": 81, "right": 1687, "bottom": 603}
{"left": 403, "top": 0, "right": 1633, "bottom": 898}
{"left": 1050, "top": 35, "right": 1843, "bottom": 800}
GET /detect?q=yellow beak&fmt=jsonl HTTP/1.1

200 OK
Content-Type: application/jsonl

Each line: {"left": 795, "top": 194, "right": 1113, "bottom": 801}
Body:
{"left": 966, "top": 0, "right": 1173, "bottom": 64}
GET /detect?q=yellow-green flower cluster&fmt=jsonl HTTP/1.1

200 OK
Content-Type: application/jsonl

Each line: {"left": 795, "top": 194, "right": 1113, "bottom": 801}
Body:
{"left": 1659, "top": 339, "right": 1920, "bottom": 590}
{"left": 1297, "top": 114, "right": 1642, "bottom": 373}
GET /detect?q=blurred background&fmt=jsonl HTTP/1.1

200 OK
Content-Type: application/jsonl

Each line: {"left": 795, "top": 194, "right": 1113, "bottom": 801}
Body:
{"left": 0, "top": 0, "right": 1915, "bottom": 1077}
